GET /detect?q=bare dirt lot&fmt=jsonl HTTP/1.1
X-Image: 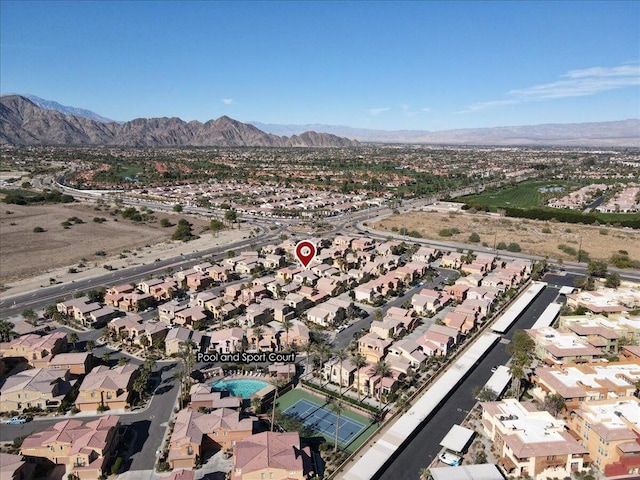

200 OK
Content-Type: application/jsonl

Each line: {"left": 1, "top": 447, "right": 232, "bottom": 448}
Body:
{"left": 0, "top": 202, "right": 211, "bottom": 283}
{"left": 374, "top": 210, "right": 640, "bottom": 262}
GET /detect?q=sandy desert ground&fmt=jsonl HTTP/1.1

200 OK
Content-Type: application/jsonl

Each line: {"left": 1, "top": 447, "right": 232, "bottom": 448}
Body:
{"left": 374, "top": 210, "right": 640, "bottom": 262}
{"left": 0, "top": 201, "right": 220, "bottom": 285}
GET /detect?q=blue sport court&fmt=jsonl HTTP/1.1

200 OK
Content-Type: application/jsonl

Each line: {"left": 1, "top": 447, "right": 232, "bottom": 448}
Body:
{"left": 283, "top": 398, "right": 366, "bottom": 445}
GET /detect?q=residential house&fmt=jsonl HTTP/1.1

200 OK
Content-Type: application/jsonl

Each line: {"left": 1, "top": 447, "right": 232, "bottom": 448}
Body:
{"left": 481, "top": 398, "right": 588, "bottom": 480}
{"left": 358, "top": 333, "right": 391, "bottom": 363}
{"left": 159, "top": 300, "right": 189, "bottom": 324}
{"left": 168, "top": 408, "right": 257, "bottom": 468}
{"left": 118, "top": 292, "right": 155, "bottom": 312}
{"left": 84, "top": 306, "right": 118, "bottom": 328}
{"left": 166, "top": 327, "right": 203, "bottom": 356}
{"left": 247, "top": 325, "right": 278, "bottom": 352}
{"left": 137, "top": 278, "right": 164, "bottom": 295}
{"left": 20, "top": 416, "right": 120, "bottom": 480}
{"left": 443, "top": 310, "right": 476, "bottom": 334}
{"left": 131, "top": 321, "right": 168, "bottom": 348}
{"left": 444, "top": 283, "right": 469, "bottom": 302}
{"left": 174, "top": 306, "right": 208, "bottom": 329}
{"left": 0, "top": 453, "right": 34, "bottom": 480}
{"left": 104, "top": 285, "right": 135, "bottom": 307}
{"left": 387, "top": 339, "right": 427, "bottom": 369}
{"left": 231, "top": 431, "right": 312, "bottom": 480}
{"left": 411, "top": 289, "right": 451, "bottom": 315}
{"left": 532, "top": 361, "right": 640, "bottom": 409}
{"left": 323, "top": 357, "right": 357, "bottom": 389}
{"left": 441, "top": 252, "right": 464, "bottom": 269}
{"left": 75, "top": 364, "right": 139, "bottom": 411}
{"left": 208, "top": 328, "right": 245, "bottom": 354}
{"left": 0, "top": 332, "right": 67, "bottom": 367}
{"left": 417, "top": 327, "right": 455, "bottom": 356}
{"left": 566, "top": 397, "right": 640, "bottom": 475}
{"left": 527, "top": 327, "right": 604, "bottom": 365}
{"left": 185, "top": 272, "right": 214, "bottom": 292}
{"left": 412, "top": 246, "right": 439, "bottom": 263}
{"left": 281, "top": 323, "right": 309, "bottom": 350}
{"left": 352, "top": 237, "right": 375, "bottom": 251}
{"left": 46, "top": 352, "right": 93, "bottom": 375}
{"left": 0, "top": 368, "right": 74, "bottom": 413}
{"left": 207, "top": 264, "right": 230, "bottom": 283}
{"left": 306, "top": 301, "right": 345, "bottom": 327}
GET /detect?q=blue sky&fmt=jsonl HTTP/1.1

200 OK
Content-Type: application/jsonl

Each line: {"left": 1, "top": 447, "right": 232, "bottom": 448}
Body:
{"left": 1, "top": 1, "right": 638, "bottom": 130}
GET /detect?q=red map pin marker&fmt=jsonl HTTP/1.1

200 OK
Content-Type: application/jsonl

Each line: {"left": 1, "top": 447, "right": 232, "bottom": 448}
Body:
{"left": 295, "top": 240, "right": 316, "bottom": 269}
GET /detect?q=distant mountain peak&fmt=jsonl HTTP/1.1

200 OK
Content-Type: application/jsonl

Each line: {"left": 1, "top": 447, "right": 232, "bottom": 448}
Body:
{"left": 251, "top": 119, "right": 640, "bottom": 147}
{"left": 0, "top": 95, "right": 359, "bottom": 148}
{"left": 22, "top": 94, "right": 116, "bottom": 124}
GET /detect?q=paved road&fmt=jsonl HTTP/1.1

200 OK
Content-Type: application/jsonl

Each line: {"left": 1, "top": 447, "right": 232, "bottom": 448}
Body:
{"left": 375, "top": 285, "right": 560, "bottom": 480}
{"left": 331, "top": 268, "right": 458, "bottom": 351}
{"left": 1, "top": 361, "right": 180, "bottom": 471}
{"left": 0, "top": 233, "right": 280, "bottom": 317}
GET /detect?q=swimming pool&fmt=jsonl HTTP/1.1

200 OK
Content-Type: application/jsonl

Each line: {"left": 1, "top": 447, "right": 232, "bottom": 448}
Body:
{"left": 211, "top": 378, "right": 269, "bottom": 397}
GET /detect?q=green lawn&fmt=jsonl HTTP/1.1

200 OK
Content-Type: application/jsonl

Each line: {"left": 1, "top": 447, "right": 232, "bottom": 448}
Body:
{"left": 276, "top": 387, "right": 379, "bottom": 453}
{"left": 459, "top": 180, "right": 576, "bottom": 210}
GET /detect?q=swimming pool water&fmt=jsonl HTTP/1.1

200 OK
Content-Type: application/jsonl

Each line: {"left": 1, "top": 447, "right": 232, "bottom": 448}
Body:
{"left": 211, "top": 378, "right": 269, "bottom": 397}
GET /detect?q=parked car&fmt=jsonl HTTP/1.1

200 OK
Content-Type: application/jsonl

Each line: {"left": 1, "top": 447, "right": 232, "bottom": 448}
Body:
{"left": 5, "top": 416, "right": 30, "bottom": 425}
{"left": 438, "top": 451, "right": 462, "bottom": 466}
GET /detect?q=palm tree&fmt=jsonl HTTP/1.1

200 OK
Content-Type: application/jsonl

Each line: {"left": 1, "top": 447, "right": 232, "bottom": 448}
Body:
{"left": 335, "top": 349, "right": 348, "bottom": 397}
{"left": 218, "top": 299, "right": 225, "bottom": 328}
{"left": 374, "top": 360, "right": 391, "bottom": 406}
{"left": 68, "top": 332, "right": 79, "bottom": 350}
{"left": 85, "top": 340, "right": 95, "bottom": 352}
{"left": 139, "top": 335, "right": 150, "bottom": 351}
{"left": 282, "top": 318, "right": 293, "bottom": 350}
{"left": 418, "top": 467, "right": 431, "bottom": 480}
{"left": 251, "top": 397, "right": 262, "bottom": 415}
{"left": 132, "top": 370, "right": 149, "bottom": 405}
{"left": 303, "top": 341, "right": 314, "bottom": 377}
{"left": 0, "top": 320, "right": 17, "bottom": 342}
{"left": 270, "top": 378, "right": 286, "bottom": 432}
{"left": 252, "top": 326, "right": 264, "bottom": 351}
{"left": 352, "top": 353, "right": 367, "bottom": 402}
{"left": 173, "top": 369, "right": 187, "bottom": 409}
{"left": 330, "top": 399, "right": 345, "bottom": 452}
{"left": 508, "top": 363, "right": 525, "bottom": 398}
{"left": 314, "top": 343, "right": 330, "bottom": 376}
{"left": 177, "top": 341, "right": 196, "bottom": 406}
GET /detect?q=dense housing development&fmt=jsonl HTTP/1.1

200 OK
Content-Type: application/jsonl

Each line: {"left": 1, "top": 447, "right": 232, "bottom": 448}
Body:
{"left": 1, "top": 141, "right": 639, "bottom": 480}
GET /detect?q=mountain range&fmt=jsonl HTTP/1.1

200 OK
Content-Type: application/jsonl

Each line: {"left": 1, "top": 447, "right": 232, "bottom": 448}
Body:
{"left": 251, "top": 120, "right": 640, "bottom": 147}
{"left": 23, "top": 94, "right": 117, "bottom": 124}
{"left": 2, "top": 94, "right": 638, "bottom": 147}
{"left": 0, "top": 95, "right": 359, "bottom": 148}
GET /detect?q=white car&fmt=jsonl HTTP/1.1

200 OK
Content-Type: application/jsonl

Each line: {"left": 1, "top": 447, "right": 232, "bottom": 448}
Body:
{"left": 438, "top": 451, "right": 462, "bottom": 466}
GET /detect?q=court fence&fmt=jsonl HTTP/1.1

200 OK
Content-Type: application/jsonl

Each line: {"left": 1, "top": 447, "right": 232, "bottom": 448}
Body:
{"left": 300, "top": 379, "right": 382, "bottom": 416}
